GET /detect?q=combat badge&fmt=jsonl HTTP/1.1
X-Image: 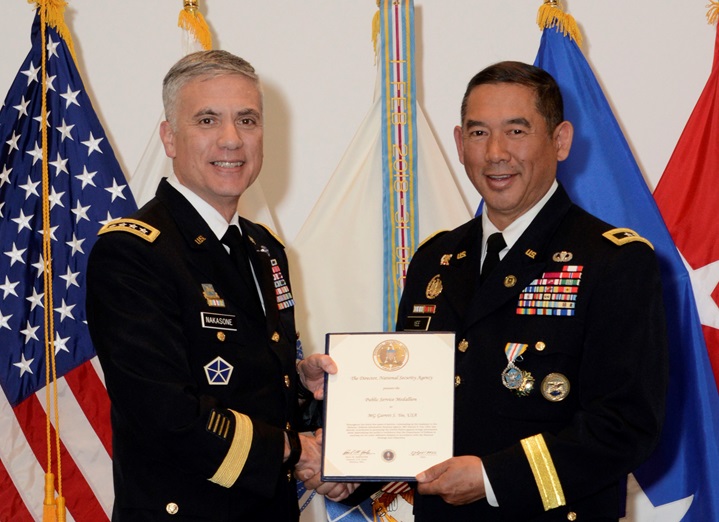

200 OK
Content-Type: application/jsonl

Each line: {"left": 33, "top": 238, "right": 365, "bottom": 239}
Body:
{"left": 541, "top": 373, "right": 571, "bottom": 402}
{"left": 202, "top": 284, "right": 225, "bottom": 308}
{"left": 426, "top": 274, "right": 443, "bottom": 299}
{"left": 502, "top": 343, "right": 534, "bottom": 397}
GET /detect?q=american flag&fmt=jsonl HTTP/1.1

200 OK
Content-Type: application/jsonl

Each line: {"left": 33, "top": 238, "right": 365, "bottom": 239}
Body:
{"left": 0, "top": 10, "right": 136, "bottom": 521}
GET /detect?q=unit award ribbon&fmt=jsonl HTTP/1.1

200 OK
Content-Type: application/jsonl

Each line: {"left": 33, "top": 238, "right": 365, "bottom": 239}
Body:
{"left": 502, "top": 343, "right": 534, "bottom": 397}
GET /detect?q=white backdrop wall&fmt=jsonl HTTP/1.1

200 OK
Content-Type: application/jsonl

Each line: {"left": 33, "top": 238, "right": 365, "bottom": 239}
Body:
{"left": 0, "top": 0, "right": 714, "bottom": 242}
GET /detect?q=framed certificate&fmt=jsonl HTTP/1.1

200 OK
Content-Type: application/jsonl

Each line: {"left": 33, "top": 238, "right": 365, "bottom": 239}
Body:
{"left": 322, "top": 332, "right": 455, "bottom": 481}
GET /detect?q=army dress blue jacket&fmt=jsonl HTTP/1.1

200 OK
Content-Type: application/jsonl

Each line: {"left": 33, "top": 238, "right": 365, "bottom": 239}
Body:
{"left": 87, "top": 179, "right": 306, "bottom": 521}
{"left": 397, "top": 184, "right": 668, "bottom": 521}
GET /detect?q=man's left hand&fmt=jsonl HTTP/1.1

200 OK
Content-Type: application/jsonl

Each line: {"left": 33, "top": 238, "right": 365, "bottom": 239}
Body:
{"left": 416, "top": 456, "right": 486, "bottom": 505}
{"left": 298, "top": 354, "right": 337, "bottom": 399}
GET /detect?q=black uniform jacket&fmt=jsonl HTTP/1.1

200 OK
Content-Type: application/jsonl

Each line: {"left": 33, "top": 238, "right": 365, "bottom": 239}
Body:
{"left": 397, "top": 185, "right": 668, "bottom": 521}
{"left": 87, "top": 179, "right": 303, "bottom": 521}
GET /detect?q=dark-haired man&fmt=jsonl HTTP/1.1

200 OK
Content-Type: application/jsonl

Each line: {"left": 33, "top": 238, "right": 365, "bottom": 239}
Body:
{"left": 398, "top": 61, "right": 668, "bottom": 521}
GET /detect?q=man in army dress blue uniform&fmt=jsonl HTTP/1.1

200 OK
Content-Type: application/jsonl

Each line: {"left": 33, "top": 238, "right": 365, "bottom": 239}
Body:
{"left": 87, "top": 50, "right": 350, "bottom": 521}
{"left": 398, "top": 61, "right": 669, "bottom": 521}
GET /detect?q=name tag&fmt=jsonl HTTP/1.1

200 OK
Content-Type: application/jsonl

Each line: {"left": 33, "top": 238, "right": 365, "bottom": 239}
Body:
{"left": 201, "top": 312, "right": 238, "bottom": 331}
{"left": 404, "top": 316, "right": 431, "bottom": 331}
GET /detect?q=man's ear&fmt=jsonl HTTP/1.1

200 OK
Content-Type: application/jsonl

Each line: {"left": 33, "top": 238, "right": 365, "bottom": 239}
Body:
{"left": 553, "top": 120, "right": 574, "bottom": 162}
{"left": 453, "top": 125, "right": 466, "bottom": 166}
{"left": 159, "top": 120, "right": 176, "bottom": 159}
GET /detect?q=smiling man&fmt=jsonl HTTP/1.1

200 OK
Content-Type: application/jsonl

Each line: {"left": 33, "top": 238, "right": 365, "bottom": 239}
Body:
{"left": 86, "top": 50, "right": 349, "bottom": 521}
{"left": 396, "top": 61, "right": 669, "bottom": 521}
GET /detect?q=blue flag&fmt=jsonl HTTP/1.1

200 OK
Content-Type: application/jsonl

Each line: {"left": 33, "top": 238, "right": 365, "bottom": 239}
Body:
{"left": 534, "top": 24, "right": 719, "bottom": 521}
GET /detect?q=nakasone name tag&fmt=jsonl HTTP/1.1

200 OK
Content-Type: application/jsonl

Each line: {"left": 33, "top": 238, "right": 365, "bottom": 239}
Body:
{"left": 322, "top": 332, "right": 455, "bottom": 481}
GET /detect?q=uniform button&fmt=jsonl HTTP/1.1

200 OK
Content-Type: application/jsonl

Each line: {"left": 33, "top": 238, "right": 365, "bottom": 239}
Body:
{"left": 455, "top": 375, "right": 461, "bottom": 387}
{"left": 458, "top": 339, "right": 469, "bottom": 353}
{"left": 217, "top": 331, "right": 226, "bottom": 342}
{"left": 272, "top": 332, "right": 280, "bottom": 342}
{"left": 284, "top": 375, "right": 290, "bottom": 388}
{"left": 286, "top": 422, "right": 291, "bottom": 429}
{"left": 535, "top": 341, "right": 546, "bottom": 351}
{"left": 567, "top": 512, "right": 577, "bottom": 521}
{"left": 287, "top": 469, "right": 293, "bottom": 481}
{"left": 166, "top": 502, "right": 179, "bottom": 515}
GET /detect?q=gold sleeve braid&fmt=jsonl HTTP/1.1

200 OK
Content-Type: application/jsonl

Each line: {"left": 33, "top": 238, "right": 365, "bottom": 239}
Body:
{"left": 208, "top": 410, "right": 253, "bottom": 488}
{"left": 520, "top": 434, "right": 566, "bottom": 511}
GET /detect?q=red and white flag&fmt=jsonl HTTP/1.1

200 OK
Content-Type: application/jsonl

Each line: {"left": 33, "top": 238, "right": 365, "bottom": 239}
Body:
{"left": 654, "top": 19, "right": 719, "bottom": 391}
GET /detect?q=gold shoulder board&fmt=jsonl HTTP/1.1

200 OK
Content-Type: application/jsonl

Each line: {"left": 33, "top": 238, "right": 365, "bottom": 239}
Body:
{"left": 257, "top": 223, "right": 285, "bottom": 247}
{"left": 98, "top": 219, "right": 160, "bottom": 243}
{"left": 417, "top": 230, "right": 448, "bottom": 250}
{"left": 602, "top": 228, "right": 653, "bottom": 250}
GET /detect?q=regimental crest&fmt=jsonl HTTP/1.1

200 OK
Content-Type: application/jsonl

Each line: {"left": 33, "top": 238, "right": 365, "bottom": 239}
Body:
{"left": 204, "top": 356, "right": 233, "bottom": 385}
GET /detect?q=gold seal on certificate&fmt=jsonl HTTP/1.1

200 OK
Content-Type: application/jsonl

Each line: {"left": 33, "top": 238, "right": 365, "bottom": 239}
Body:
{"left": 322, "top": 332, "right": 455, "bottom": 481}
{"left": 373, "top": 339, "right": 409, "bottom": 371}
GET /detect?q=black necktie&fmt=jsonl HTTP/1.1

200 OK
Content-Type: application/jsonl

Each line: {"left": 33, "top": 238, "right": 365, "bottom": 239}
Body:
{"left": 221, "top": 225, "right": 263, "bottom": 311}
{"left": 480, "top": 232, "right": 506, "bottom": 285}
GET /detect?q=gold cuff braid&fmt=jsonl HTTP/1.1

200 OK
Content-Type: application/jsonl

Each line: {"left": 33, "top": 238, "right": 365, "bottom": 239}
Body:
{"left": 521, "top": 434, "right": 566, "bottom": 511}
{"left": 209, "top": 410, "right": 252, "bottom": 488}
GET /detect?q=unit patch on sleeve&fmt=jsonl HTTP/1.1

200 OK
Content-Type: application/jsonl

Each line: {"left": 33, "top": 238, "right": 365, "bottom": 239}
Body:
{"left": 516, "top": 265, "right": 583, "bottom": 316}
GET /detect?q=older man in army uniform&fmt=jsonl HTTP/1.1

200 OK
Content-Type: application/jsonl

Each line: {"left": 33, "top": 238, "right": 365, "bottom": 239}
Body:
{"left": 397, "top": 61, "right": 668, "bottom": 521}
{"left": 87, "top": 50, "right": 349, "bottom": 521}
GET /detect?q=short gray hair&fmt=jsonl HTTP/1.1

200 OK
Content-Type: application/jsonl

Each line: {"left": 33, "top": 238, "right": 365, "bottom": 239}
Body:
{"left": 162, "top": 50, "right": 260, "bottom": 124}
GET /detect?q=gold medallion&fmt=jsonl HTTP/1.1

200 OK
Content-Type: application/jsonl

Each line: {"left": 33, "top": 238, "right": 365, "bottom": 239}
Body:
{"left": 373, "top": 339, "right": 409, "bottom": 371}
{"left": 541, "top": 373, "right": 571, "bottom": 402}
{"left": 426, "top": 274, "right": 443, "bottom": 299}
{"left": 504, "top": 275, "right": 517, "bottom": 288}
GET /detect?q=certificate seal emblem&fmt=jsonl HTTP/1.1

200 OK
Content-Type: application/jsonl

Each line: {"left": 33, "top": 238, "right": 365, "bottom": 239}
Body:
{"left": 373, "top": 340, "right": 409, "bottom": 371}
{"left": 382, "top": 450, "right": 396, "bottom": 462}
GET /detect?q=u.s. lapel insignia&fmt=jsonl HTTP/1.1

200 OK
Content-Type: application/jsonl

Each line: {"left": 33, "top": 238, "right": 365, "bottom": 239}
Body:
{"left": 552, "top": 251, "right": 573, "bottom": 263}
{"left": 525, "top": 249, "right": 537, "bottom": 259}
{"left": 426, "top": 274, "right": 443, "bottom": 299}
{"left": 202, "top": 284, "right": 225, "bottom": 307}
{"left": 204, "top": 356, "right": 234, "bottom": 385}
{"left": 456, "top": 251, "right": 467, "bottom": 260}
{"left": 440, "top": 254, "right": 453, "bottom": 266}
{"left": 541, "top": 373, "right": 571, "bottom": 402}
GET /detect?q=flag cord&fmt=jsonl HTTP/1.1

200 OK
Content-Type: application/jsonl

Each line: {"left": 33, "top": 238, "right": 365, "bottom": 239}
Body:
{"left": 38, "top": 2, "right": 65, "bottom": 521}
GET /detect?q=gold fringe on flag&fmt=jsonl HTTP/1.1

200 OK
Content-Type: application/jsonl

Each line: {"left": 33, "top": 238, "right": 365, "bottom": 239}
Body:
{"left": 708, "top": 1, "right": 719, "bottom": 25}
{"left": 29, "top": 0, "right": 77, "bottom": 63}
{"left": 372, "top": 0, "right": 380, "bottom": 62}
{"left": 536, "top": 0, "right": 583, "bottom": 48}
{"left": 178, "top": 0, "right": 212, "bottom": 51}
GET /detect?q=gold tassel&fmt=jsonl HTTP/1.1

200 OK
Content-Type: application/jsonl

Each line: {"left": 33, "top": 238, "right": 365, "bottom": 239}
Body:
{"left": 29, "top": 0, "right": 77, "bottom": 63}
{"left": 708, "top": 1, "right": 719, "bottom": 25}
{"left": 536, "top": 0, "right": 583, "bottom": 47}
{"left": 178, "top": 0, "right": 212, "bottom": 51}
{"left": 372, "top": 0, "right": 380, "bottom": 63}
{"left": 42, "top": 473, "right": 57, "bottom": 522}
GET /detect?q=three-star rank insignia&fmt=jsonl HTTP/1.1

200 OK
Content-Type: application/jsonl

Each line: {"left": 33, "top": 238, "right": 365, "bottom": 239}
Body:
{"left": 204, "top": 356, "right": 234, "bottom": 385}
